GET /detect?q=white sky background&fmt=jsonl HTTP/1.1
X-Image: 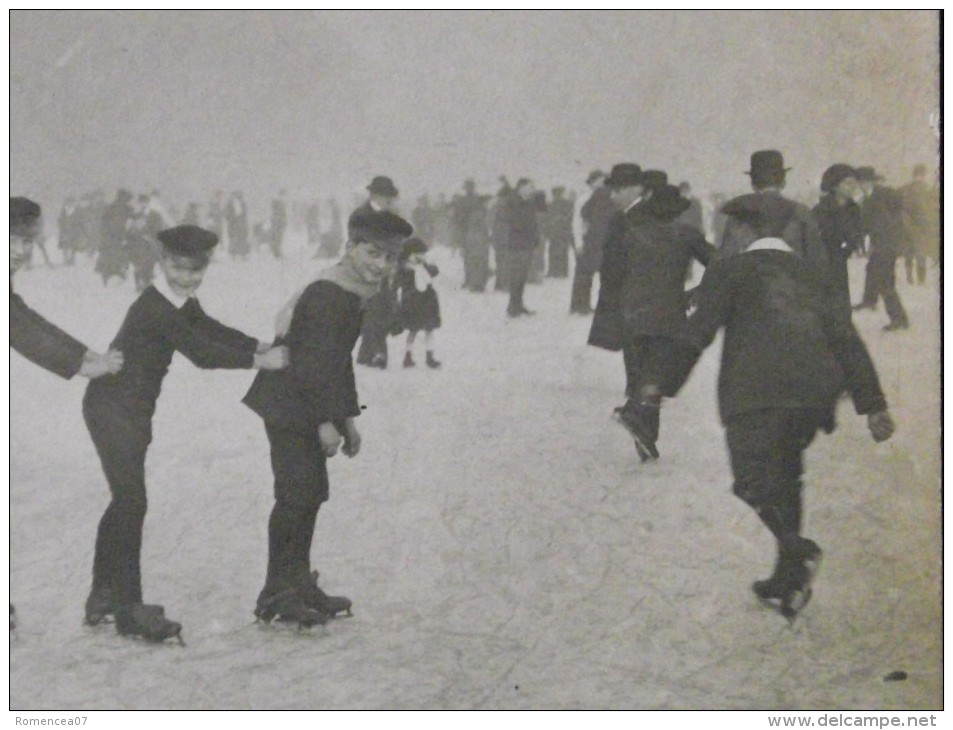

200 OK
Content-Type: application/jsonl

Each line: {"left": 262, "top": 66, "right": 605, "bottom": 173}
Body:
{"left": 10, "top": 10, "right": 940, "bottom": 209}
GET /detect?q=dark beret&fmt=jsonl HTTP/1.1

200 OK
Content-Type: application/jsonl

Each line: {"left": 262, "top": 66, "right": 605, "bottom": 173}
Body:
{"left": 350, "top": 210, "right": 413, "bottom": 250}
{"left": 641, "top": 169, "right": 669, "bottom": 192}
{"left": 157, "top": 225, "right": 218, "bottom": 258}
{"left": 10, "top": 197, "right": 41, "bottom": 229}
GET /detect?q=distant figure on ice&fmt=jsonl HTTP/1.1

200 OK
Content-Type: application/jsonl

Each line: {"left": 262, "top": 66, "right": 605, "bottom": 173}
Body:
{"left": 491, "top": 177, "right": 513, "bottom": 292}
{"left": 349, "top": 176, "right": 400, "bottom": 228}
{"left": 57, "top": 195, "right": 81, "bottom": 265}
{"left": 82, "top": 225, "right": 288, "bottom": 643}
{"left": 852, "top": 166, "right": 909, "bottom": 331}
{"left": 96, "top": 188, "right": 134, "bottom": 285}
{"left": 395, "top": 237, "right": 442, "bottom": 369}
{"left": 675, "top": 181, "right": 705, "bottom": 236}
{"left": 351, "top": 177, "right": 402, "bottom": 368}
{"left": 306, "top": 199, "right": 321, "bottom": 251}
{"left": 570, "top": 169, "right": 613, "bottom": 315}
{"left": 317, "top": 197, "right": 344, "bottom": 259}
{"left": 544, "top": 186, "right": 574, "bottom": 278}
{"left": 9, "top": 197, "right": 124, "bottom": 631}
{"left": 898, "top": 163, "right": 937, "bottom": 286}
{"left": 270, "top": 190, "right": 288, "bottom": 259}
{"left": 225, "top": 191, "right": 250, "bottom": 260}
{"left": 812, "top": 164, "right": 865, "bottom": 318}
{"left": 243, "top": 209, "right": 412, "bottom": 627}
{"left": 412, "top": 195, "right": 435, "bottom": 246}
{"left": 126, "top": 194, "right": 163, "bottom": 293}
{"left": 452, "top": 179, "right": 491, "bottom": 292}
{"left": 499, "top": 178, "right": 544, "bottom": 318}
{"left": 644, "top": 212, "right": 895, "bottom": 623}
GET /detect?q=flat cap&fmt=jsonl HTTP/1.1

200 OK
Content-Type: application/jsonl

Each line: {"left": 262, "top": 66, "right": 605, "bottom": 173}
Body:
{"left": 157, "top": 224, "right": 219, "bottom": 257}
{"left": 350, "top": 210, "right": 413, "bottom": 250}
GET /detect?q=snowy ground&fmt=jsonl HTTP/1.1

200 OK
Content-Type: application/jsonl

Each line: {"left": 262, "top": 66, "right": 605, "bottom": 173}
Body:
{"left": 8, "top": 240, "right": 942, "bottom": 710}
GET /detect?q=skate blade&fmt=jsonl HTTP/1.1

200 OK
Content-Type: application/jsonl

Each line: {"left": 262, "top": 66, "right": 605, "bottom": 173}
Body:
{"left": 612, "top": 412, "right": 655, "bottom": 462}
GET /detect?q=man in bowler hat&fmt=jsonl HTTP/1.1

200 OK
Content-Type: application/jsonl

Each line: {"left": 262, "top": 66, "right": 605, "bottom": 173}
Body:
{"left": 717, "top": 151, "right": 828, "bottom": 282}
{"left": 571, "top": 170, "right": 614, "bottom": 314}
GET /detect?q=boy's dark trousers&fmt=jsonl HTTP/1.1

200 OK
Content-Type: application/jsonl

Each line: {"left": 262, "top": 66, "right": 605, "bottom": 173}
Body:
{"left": 725, "top": 408, "right": 828, "bottom": 541}
{"left": 261, "top": 423, "right": 329, "bottom": 597}
{"left": 83, "top": 403, "right": 151, "bottom": 607}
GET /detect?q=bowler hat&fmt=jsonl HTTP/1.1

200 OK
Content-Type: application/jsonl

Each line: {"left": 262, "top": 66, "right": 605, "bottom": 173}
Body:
{"left": 157, "top": 225, "right": 219, "bottom": 258}
{"left": 820, "top": 164, "right": 857, "bottom": 193}
{"left": 746, "top": 150, "right": 790, "bottom": 187}
{"left": 648, "top": 184, "right": 691, "bottom": 222}
{"left": 366, "top": 176, "right": 399, "bottom": 198}
{"left": 350, "top": 209, "right": 413, "bottom": 251}
{"left": 10, "top": 197, "right": 41, "bottom": 229}
{"left": 586, "top": 169, "right": 607, "bottom": 185}
{"left": 604, "top": 163, "right": 643, "bottom": 189}
{"left": 854, "top": 166, "right": 883, "bottom": 183}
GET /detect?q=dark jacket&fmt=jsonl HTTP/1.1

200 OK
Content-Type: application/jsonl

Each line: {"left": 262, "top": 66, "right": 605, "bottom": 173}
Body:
{"left": 682, "top": 247, "right": 887, "bottom": 425}
{"left": 10, "top": 286, "right": 87, "bottom": 379}
{"left": 619, "top": 219, "right": 715, "bottom": 340}
{"left": 579, "top": 186, "right": 615, "bottom": 271}
{"left": 499, "top": 195, "right": 542, "bottom": 252}
{"left": 244, "top": 280, "right": 362, "bottom": 435}
{"left": 84, "top": 287, "right": 257, "bottom": 430}
{"left": 587, "top": 203, "right": 648, "bottom": 350}
{"left": 861, "top": 185, "right": 905, "bottom": 257}
{"left": 813, "top": 195, "right": 864, "bottom": 263}
{"left": 718, "top": 191, "right": 828, "bottom": 280}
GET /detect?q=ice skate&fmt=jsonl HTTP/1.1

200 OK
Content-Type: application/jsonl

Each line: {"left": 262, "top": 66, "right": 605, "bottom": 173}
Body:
{"left": 612, "top": 406, "right": 658, "bottom": 461}
{"left": 302, "top": 571, "right": 352, "bottom": 618}
{"left": 425, "top": 352, "right": 441, "bottom": 369}
{"left": 756, "top": 538, "right": 822, "bottom": 625}
{"left": 254, "top": 587, "right": 329, "bottom": 629}
{"left": 115, "top": 603, "right": 184, "bottom": 645}
{"left": 84, "top": 587, "right": 117, "bottom": 626}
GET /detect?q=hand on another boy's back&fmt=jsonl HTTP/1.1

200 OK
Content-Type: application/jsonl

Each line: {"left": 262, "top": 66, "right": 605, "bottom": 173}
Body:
{"left": 78, "top": 349, "right": 124, "bottom": 379}
{"left": 253, "top": 346, "right": 289, "bottom": 370}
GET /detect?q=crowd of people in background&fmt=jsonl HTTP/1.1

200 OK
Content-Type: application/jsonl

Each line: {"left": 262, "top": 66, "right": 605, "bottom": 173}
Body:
{"left": 10, "top": 149, "right": 939, "bottom": 641}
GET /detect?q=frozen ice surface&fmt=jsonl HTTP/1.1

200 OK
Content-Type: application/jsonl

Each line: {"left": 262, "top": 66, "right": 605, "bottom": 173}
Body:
{"left": 9, "top": 243, "right": 941, "bottom": 709}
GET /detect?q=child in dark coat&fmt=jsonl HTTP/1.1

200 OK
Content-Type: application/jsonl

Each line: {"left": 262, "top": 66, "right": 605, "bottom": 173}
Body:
{"left": 243, "top": 209, "right": 413, "bottom": 626}
{"left": 395, "top": 237, "right": 442, "bottom": 369}
{"left": 82, "top": 225, "right": 288, "bottom": 643}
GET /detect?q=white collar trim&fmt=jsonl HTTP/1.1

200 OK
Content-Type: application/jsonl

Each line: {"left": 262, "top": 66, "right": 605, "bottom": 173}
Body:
{"left": 153, "top": 275, "right": 192, "bottom": 308}
{"left": 744, "top": 237, "right": 793, "bottom": 254}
